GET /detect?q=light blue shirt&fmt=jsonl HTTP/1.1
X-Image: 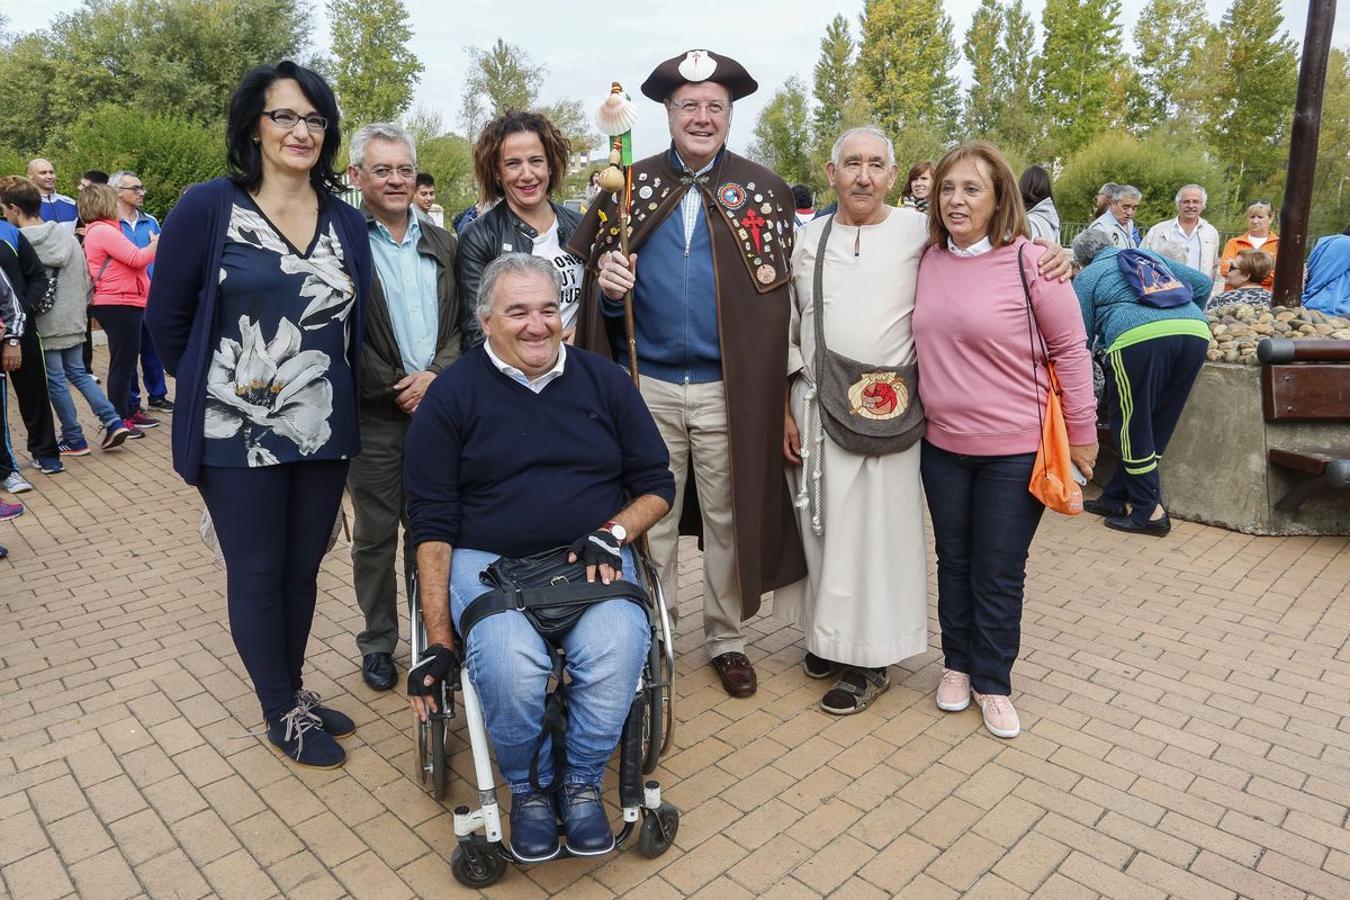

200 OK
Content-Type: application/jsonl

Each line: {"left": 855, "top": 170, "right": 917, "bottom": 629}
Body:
{"left": 674, "top": 147, "right": 718, "bottom": 254}
{"left": 369, "top": 213, "right": 439, "bottom": 374}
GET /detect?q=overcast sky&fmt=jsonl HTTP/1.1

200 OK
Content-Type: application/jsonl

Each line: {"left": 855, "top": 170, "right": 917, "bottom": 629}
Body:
{"left": 9, "top": 0, "right": 1345, "bottom": 154}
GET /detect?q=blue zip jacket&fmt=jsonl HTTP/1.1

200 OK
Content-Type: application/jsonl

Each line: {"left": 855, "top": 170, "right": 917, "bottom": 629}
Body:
{"left": 120, "top": 211, "right": 161, "bottom": 278}
{"left": 145, "top": 177, "right": 372, "bottom": 486}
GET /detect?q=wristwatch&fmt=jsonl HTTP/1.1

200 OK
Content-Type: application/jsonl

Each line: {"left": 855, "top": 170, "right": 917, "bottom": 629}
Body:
{"left": 3, "top": 337, "right": 18, "bottom": 347}
{"left": 602, "top": 521, "right": 628, "bottom": 543}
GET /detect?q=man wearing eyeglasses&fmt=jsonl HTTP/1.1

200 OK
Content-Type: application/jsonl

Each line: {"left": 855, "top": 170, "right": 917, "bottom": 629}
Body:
{"left": 568, "top": 50, "right": 807, "bottom": 699}
{"left": 111, "top": 171, "right": 172, "bottom": 424}
{"left": 345, "top": 122, "right": 467, "bottom": 692}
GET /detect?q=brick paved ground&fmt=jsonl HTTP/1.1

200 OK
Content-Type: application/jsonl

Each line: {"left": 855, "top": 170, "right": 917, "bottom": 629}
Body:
{"left": 2, "top": 357, "right": 1349, "bottom": 898}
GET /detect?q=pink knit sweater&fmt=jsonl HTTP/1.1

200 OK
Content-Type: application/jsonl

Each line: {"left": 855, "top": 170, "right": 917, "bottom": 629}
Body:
{"left": 84, "top": 219, "right": 156, "bottom": 308}
{"left": 913, "top": 238, "right": 1096, "bottom": 456}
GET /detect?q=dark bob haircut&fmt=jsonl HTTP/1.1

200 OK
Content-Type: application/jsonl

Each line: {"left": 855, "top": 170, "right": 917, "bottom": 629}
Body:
{"left": 1019, "top": 164, "right": 1053, "bottom": 208}
{"left": 227, "top": 60, "right": 344, "bottom": 195}
{"left": 472, "top": 110, "right": 570, "bottom": 204}
{"left": 905, "top": 160, "right": 932, "bottom": 195}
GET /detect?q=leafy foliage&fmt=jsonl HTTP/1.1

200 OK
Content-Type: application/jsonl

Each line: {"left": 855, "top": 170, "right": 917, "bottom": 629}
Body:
{"left": 857, "top": 0, "right": 960, "bottom": 139}
{"left": 328, "top": 0, "right": 423, "bottom": 127}
{"left": 459, "top": 38, "right": 543, "bottom": 140}
{"left": 747, "top": 76, "right": 813, "bottom": 188}
{"left": 1055, "top": 132, "right": 1222, "bottom": 226}
{"left": 1036, "top": 0, "right": 1125, "bottom": 157}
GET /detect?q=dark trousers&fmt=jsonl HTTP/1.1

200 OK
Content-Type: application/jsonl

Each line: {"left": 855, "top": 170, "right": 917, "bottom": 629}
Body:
{"left": 198, "top": 460, "right": 349, "bottom": 721}
{"left": 1101, "top": 335, "right": 1208, "bottom": 524}
{"left": 0, "top": 372, "right": 15, "bottom": 478}
{"left": 347, "top": 413, "right": 411, "bottom": 656}
{"left": 8, "top": 325, "right": 58, "bottom": 460}
{"left": 96, "top": 306, "right": 143, "bottom": 420}
{"left": 128, "top": 321, "right": 168, "bottom": 410}
{"left": 921, "top": 441, "right": 1045, "bottom": 696}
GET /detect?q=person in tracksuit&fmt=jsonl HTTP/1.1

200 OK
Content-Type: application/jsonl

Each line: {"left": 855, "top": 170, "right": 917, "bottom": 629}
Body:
{"left": 1071, "top": 228, "right": 1214, "bottom": 537}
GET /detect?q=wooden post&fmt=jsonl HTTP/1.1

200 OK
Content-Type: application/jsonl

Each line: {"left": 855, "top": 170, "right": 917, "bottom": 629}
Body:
{"left": 1271, "top": 0, "right": 1338, "bottom": 307}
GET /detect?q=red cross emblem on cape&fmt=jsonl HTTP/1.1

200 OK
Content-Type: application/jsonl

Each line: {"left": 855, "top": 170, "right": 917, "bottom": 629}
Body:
{"left": 739, "top": 210, "right": 766, "bottom": 254}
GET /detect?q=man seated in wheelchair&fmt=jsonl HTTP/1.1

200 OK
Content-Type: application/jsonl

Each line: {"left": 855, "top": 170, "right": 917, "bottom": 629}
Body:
{"left": 403, "top": 252, "right": 675, "bottom": 862}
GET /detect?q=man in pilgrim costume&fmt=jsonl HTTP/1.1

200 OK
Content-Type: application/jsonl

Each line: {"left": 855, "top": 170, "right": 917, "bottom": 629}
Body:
{"left": 569, "top": 50, "right": 806, "bottom": 697}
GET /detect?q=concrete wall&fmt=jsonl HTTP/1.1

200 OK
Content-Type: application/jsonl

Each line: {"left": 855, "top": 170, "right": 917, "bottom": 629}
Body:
{"left": 1095, "top": 362, "right": 1350, "bottom": 535}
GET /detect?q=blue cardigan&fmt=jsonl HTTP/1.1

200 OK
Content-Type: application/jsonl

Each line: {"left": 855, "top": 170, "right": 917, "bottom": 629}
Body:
{"left": 145, "top": 177, "right": 372, "bottom": 486}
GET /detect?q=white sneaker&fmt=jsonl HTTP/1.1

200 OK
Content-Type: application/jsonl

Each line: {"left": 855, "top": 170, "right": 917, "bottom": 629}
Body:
{"left": 973, "top": 691, "right": 1021, "bottom": 738}
{"left": 936, "top": 668, "right": 971, "bottom": 711}
{"left": 3, "top": 472, "right": 33, "bottom": 494}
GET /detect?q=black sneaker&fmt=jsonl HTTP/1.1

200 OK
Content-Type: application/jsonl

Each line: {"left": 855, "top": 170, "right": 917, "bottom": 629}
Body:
{"left": 267, "top": 705, "right": 346, "bottom": 768}
{"left": 148, "top": 397, "right": 175, "bottom": 413}
{"left": 294, "top": 689, "right": 355, "bottom": 738}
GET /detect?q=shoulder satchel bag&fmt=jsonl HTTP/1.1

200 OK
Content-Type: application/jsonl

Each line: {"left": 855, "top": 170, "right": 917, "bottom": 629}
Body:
{"left": 810, "top": 215, "right": 925, "bottom": 456}
{"left": 1017, "top": 247, "right": 1083, "bottom": 516}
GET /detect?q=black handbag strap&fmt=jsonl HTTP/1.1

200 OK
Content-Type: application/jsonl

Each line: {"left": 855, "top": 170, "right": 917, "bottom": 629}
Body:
{"left": 457, "top": 579, "right": 647, "bottom": 644}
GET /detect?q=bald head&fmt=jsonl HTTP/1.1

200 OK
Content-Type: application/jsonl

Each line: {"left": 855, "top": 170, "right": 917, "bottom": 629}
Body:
{"left": 27, "top": 159, "right": 56, "bottom": 194}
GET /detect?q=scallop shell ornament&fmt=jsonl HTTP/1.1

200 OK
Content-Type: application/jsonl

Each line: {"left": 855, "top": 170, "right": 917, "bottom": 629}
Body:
{"left": 595, "top": 82, "right": 638, "bottom": 136}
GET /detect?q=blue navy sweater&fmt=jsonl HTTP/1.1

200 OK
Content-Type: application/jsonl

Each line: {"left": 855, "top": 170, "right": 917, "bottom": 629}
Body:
{"left": 602, "top": 146, "right": 722, "bottom": 384}
{"left": 404, "top": 345, "right": 675, "bottom": 558}
{"left": 145, "top": 178, "right": 372, "bottom": 485}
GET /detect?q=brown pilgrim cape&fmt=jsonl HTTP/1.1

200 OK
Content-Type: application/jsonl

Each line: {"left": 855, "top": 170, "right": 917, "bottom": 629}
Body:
{"left": 566, "top": 147, "right": 807, "bottom": 620}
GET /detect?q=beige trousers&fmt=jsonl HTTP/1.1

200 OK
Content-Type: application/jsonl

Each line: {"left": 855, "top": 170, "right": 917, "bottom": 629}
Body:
{"left": 639, "top": 377, "right": 744, "bottom": 658}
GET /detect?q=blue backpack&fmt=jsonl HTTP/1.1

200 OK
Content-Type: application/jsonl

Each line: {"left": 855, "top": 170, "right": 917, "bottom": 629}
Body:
{"left": 1115, "top": 250, "right": 1192, "bottom": 308}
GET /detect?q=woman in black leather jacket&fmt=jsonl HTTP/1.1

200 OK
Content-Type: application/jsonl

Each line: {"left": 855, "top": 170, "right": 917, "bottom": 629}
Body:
{"left": 456, "top": 111, "right": 583, "bottom": 345}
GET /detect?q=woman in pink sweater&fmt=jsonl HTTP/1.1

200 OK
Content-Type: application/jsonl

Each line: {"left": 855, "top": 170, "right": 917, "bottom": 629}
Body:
{"left": 81, "top": 184, "right": 157, "bottom": 434}
{"left": 913, "top": 142, "right": 1096, "bottom": 739}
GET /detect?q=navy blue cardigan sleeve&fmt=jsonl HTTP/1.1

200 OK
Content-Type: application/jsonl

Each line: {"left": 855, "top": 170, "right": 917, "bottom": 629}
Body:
{"left": 145, "top": 182, "right": 219, "bottom": 377}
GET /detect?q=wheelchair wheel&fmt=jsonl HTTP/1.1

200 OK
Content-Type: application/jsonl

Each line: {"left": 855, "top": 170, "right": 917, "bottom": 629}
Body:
{"left": 451, "top": 841, "right": 506, "bottom": 888}
{"left": 417, "top": 715, "right": 449, "bottom": 801}
{"left": 636, "top": 802, "right": 679, "bottom": 858}
{"left": 642, "top": 634, "right": 672, "bottom": 774}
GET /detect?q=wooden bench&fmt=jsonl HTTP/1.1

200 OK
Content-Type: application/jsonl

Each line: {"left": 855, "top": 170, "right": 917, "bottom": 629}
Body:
{"left": 1257, "top": 338, "right": 1350, "bottom": 513}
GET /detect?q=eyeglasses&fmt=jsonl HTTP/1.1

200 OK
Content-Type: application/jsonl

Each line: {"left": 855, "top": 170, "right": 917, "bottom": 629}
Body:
{"left": 365, "top": 165, "right": 416, "bottom": 180}
{"left": 261, "top": 108, "right": 329, "bottom": 133}
{"left": 668, "top": 100, "right": 728, "bottom": 118}
{"left": 118, "top": 185, "right": 146, "bottom": 194}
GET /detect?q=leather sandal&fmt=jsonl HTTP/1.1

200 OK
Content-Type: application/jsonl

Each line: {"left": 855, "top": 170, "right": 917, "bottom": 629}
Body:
{"left": 820, "top": 666, "right": 890, "bottom": 715}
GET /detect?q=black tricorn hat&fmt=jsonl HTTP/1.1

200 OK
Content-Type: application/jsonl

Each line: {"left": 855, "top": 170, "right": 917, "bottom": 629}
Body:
{"left": 640, "top": 50, "right": 758, "bottom": 103}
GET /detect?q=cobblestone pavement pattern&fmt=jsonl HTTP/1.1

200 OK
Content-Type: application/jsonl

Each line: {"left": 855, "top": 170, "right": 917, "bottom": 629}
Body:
{"left": 2, "top": 352, "right": 1349, "bottom": 899}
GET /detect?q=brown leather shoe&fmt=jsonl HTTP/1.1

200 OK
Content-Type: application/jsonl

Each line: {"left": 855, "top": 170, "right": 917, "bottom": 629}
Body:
{"left": 711, "top": 652, "right": 757, "bottom": 698}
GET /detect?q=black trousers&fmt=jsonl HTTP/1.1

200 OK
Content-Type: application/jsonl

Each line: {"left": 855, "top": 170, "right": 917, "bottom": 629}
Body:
{"left": 921, "top": 442, "right": 1045, "bottom": 696}
{"left": 198, "top": 460, "right": 349, "bottom": 721}
{"left": 1101, "top": 335, "right": 1208, "bottom": 523}
{"left": 8, "top": 325, "right": 58, "bottom": 459}
{"left": 94, "top": 305, "right": 143, "bottom": 421}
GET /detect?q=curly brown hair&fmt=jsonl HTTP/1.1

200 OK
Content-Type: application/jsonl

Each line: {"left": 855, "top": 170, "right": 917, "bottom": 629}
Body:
{"left": 473, "top": 110, "right": 571, "bottom": 205}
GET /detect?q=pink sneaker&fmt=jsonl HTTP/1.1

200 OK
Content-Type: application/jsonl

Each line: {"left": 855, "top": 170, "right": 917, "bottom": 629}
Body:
{"left": 973, "top": 691, "right": 1021, "bottom": 738}
{"left": 0, "top": 499, "right": 23, "bottom": 522}
{"left": 936, "top": 668, "right": 970, "bottom": 711}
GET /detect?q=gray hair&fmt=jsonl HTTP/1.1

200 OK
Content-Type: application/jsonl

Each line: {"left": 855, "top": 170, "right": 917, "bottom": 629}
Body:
{"left": 108, "top": 170, "right": 138, "bottom": 189}
{"left": 1113, "top": 184, "right": 1141, "bottom": 202}
{"left": 1098, "top": 182, "right": 1118, "bottom": 197}
{"left": 1153, "top": 238, "right": 1189, "bottom": 265}
{"left": 1072, "top": 228, "right": 1114, "bottom": 268}
{"left": 830, "top": 126, "right": 895, "bottom": 170}
{"left": 1174, "top": 184, "right": 1207, "bottom": 206}
{"left": 1246, "top": 199, "right": 1274, "bottom": 216}
{"left": 349, "top": 122, "right": 417, "bottom": 169}
{"left": 476, "top": 253, "right": 561, "bottom": 319}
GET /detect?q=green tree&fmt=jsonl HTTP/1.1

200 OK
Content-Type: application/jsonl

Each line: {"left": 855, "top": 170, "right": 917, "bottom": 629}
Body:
{"left": 1132, "top": 0, "right": 1210, "bottom": 128}
{"left": 812, "top": 14, "right": 857, "bottom": 150}
{"left": 327, "top": 0, "right": 423, "bottom": 126}
{"left": 857, "top": 0, "right": 960, "bottom": 139}
{"left": 415, "top": 132, "right": 475, "bottom": 213}
{"left": 1309, "top": 48, "right": 1350, "bottom": 240}
{"left": 459, "top": 38, "right": 543, "bottom": 138}
{"left": 964, "top": 0, "right": 1005, "bottom": 139}
{"left": 1055, "top": 131, "right": 1221, "bottom": 225}
{"left": 0, "top": 0, "right": 310, "bottom": 153}
{"left": 1200, "top": 0, "right": 1298, "bottom": 203}
{"left": 1036, "top": 0, "right": 1124, "bottom": 159}
{"left": 747, "top": 76, "right": 813, "bottom": 187}
{"left": 995, "top": 0, "right": 1039, "bottom": 155}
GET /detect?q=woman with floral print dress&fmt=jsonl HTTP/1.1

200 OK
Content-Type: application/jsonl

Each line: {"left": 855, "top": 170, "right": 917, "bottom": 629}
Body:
{"left": 146, "top": 61, "right": 372, "bottom": 769}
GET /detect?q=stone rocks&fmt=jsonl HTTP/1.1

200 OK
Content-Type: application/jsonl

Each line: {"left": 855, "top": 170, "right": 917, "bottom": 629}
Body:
{"left": 1203, "top": 302, "right": 1350, "bottom": 366}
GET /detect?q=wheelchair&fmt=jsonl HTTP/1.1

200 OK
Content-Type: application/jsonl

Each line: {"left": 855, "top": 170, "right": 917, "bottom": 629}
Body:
{"left": 407, "top": 547, "right": 680, "bottom": 889}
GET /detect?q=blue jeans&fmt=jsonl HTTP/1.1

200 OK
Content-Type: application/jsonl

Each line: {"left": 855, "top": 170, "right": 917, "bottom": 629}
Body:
{"left": 129, "top": 321, "right": 167, "bottom": 410}
{"left": 449, "top": 547, "right": 649, "bottom": 794}
{"left": 920, "top": 441, "right": 1045, "bottom": 696}
{"left": 44, "top": 346, "right": 121, "bottom": 443}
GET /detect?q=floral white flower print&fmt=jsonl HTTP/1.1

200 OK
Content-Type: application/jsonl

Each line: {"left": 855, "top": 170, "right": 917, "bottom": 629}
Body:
{"left": 205, "top": 315, "right": 334, "bottom": 466}
{"left": 226, "top": 206, "right": 355, "bottom": 331}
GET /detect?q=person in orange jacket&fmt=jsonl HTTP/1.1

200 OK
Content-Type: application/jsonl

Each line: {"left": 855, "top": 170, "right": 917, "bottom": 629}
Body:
{"left": 1219, "top": 200, "right": 1279, "bottom": 291}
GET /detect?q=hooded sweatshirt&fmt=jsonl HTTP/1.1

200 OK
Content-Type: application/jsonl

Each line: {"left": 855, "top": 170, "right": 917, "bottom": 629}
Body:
{"left": 20, "top": 220, "right": 90, "bottom": 350}
{"left": 1303, "top": 234, "right": 1350, "bottom": 317}
{"left": 1026, "top": 197, "right": 1061, "bottom": 246}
